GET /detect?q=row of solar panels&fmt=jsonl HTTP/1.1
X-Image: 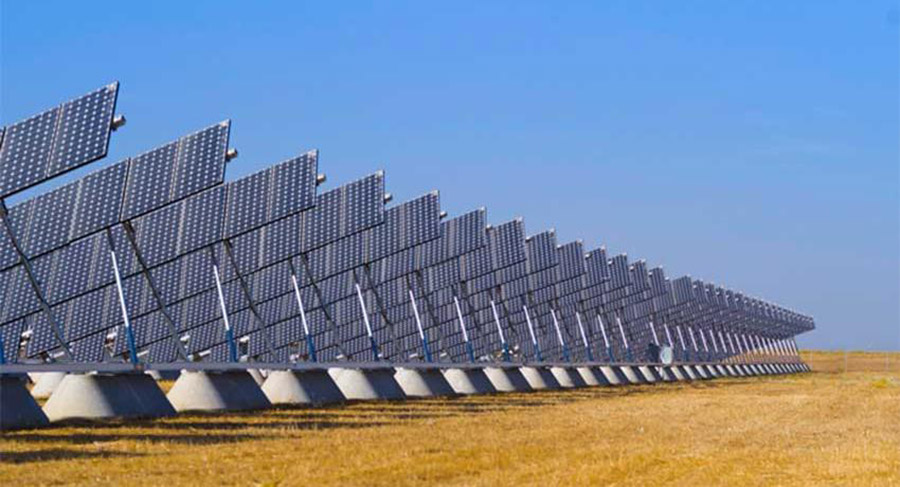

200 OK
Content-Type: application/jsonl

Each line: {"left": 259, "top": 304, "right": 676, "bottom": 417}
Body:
{"left": 0, "top": 83, "right": 814, "bottom": 365}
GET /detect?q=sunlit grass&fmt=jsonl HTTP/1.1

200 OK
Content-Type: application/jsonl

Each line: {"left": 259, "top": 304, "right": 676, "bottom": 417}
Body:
{"left": 2, "top": 351, "right": 898, "bottom": 486}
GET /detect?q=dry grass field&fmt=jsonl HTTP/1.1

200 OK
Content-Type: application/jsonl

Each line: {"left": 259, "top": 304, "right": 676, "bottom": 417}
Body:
{"left": 1, "top": 351, "right": 898, "bottom": 486}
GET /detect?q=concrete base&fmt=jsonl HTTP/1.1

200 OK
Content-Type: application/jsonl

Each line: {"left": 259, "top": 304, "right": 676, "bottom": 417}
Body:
{"left": 656, "top": 367, "right": 675, "bottom": 382}
{"left": 689, "top": 365, "right": 708, "bottom": 379}
{"left": 679, "top": 365, "right": 697, "bottom": 380}
{"left": 698, "top": 365, "right": 716, "bottom": 379}
{"left": 723, "top": 365, "right": 739, "bottom": 377}
{"left": 1, "top": 375, "right": 50, "bottom": 430}
{"left": 703, "top": 365, "right": 719, "bottom": 378}
{"left": 618, "top": 366, "right": 645, "bottom": 384}
{"left": 714, "top": 365, "right": 729, "bottom": 377}
{"left": 637, "top": 366, "right": 659, "bottom": 383}
{"left": 394, "top": 368, "right": 457, "bottom": 398}
{"left": 442, "top": 368, "right": 497, "bottom": 395}
{"left": 597, "top": 366, "right": 626, "bottom": 385}
{"left": 44, "top": 373, "right": 176, "bottom": 422}
{"left": 329, "top": 368, "right": 406, "bottom": 401}
{"left": 519, "top": 366, "right": 562, "bottom": 390}
{"left": 248, "top": 369, "right": 266, "bottom": 385}
{"left": 30, "top": 371, "right": 66, "bottom": 399}
{"left": 167, "top": 370, "right": 271, "bottom": 412}
{"left": 667, "top": 366, "right": 686, "bottom": 381}
{"left": 146, "top": 370, "right": 181, "bottom": 381}
{"left": 550, "top": 367, "right": 588, "bottom": 388}
{"left": 575, "top": 366, "right": 608, "bottom": 386}
{"left": 484, "top": 367, "right": 533, "bottom": 392}
{"left": 262, "top": 369, "right": 346, "bottom": 406}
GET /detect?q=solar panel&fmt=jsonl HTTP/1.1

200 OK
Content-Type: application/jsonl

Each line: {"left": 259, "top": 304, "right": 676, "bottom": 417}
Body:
{"left": 122, "top": 121, "right": 230, "bottom": 220}
{"left": 0, "top": 83, "right": 119, "bottom": 198}
{"left": 224, "top": 151, "right": 318, "bottom": 238}
{"left": 525, "top": 231, "right": 557, "bottom": 273}
{"left": 19, "top": 182, "right": 79, "bottom": 257}
{"left": 70, "top": 161, "right": 129, "bottom": 240}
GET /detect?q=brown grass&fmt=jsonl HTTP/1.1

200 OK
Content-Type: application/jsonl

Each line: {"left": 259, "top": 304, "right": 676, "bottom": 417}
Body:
{"left": 2, "top": 351, "right": 899, "bottom": 486}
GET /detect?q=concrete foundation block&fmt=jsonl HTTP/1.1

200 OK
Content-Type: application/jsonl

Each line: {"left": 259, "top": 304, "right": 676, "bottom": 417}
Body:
{"left": 248, "top": 369, "right": 266, "bottom": 385}
{"left": 146, "top": 370, "right": 181, "bottom": 381}
{"left": 667, "top": 366, "right": 686, "bottom": 381}
{"left": 1, "top": 375, "right": 50, "bottom": 430}
{"left": 442, "top": 368, "right": 497, "bottom": 395}
{"left": 519, "top": 366, "right": 562, "bottom": 390}
{"left": 44, "top": 372, "right": 176, "bottom": 422}
{"left": 575, "top": 366, "right": 607, "bottom": 386}
{"left": 394, "top": 368, "right": 457, "bottom": 398}
{"left": 166, "top": 370, "right": 271, "bottom": 412}
{"left": 550, "top": 366, "right": 587, "bottom": 388}
{"left": 30, "top": 371, "right": 66, "bottom": 399}
{"left": 597, "top": 366, "right": 625, "bottom": 385}
{"left": 617, "top": 366, "right": 645, "bottom": 384}
{"left": 484, "top": 367, "right": 533, "bottom": 392}
{"left": 329, "top": 368, "right": 406, "bottom": 401}
{"left": 656, "top": 367, "right": 675, "bottom": 382}
{"left": 262, "top": 369, "right": 346, "bottom": 406}
{"left": 636, "top": 366, "right": 659, "bottom": 383}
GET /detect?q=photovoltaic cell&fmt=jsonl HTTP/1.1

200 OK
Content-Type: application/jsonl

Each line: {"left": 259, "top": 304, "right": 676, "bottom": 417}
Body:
{"left": 178, "top": 187, "right": 225, "bottom": 255}
{"left": 70, "top": 160, "right": 129, "bottom": 240}
{"left": 489, "top": 219, "right": 526, "bottom": 269}
{"left": 122, "top": 121, "right": 230, "bottom": 220}
{"left": 630, "top": 260, "right": 650, "bottom": 292}
{"left": 0, "top": 83, "right": 118, "bottom": 198}
{"left": 20, "top": 182, "right": 79, "bottom": 257}
{"left": 608, "top": 254, "right": 631, "bottom": 289}
{"left": 525, "top": 231, "right": 557, "bottom": 273}
{"left": 556, "top": 241, "right": 585, "bottom": 282}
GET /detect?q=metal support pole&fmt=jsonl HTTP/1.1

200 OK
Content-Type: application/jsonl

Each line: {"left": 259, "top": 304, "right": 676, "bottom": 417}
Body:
{"left": 354, "top": 282, "right": 380, "bottom": 361}
{"left": 120, "top": 222, "right": 189, "bottom": 361}
{"left": 649, "top": 319, "right": 661, "bottom": 346}
{"left": 490, "top": 299, "right": 511, "bottom": 362}
{"left": 575, "top": 311, "right": 593, "bottom": 362}
{"left": 523, "top": 305, "right": 543, "bottom": 362}
{"left": 597, "top": 314, "right": 614, "bottom": 362}
{"left": 0, "top": 201, "right": 73, "bottom": 360}
{"left": 615, "top": 312, "right": 633, "bottom": 362}
{"left": 676, "top": 325, "right": 689, "bottom": 362}
{"left": 409, "top": 289, "right": 432, "bottom": 363}
{"left": 549, "top": 309, "right": 570, "bottom": 362}
{"left": 109, "top": 248, "right": 139, "bottom": 365}
{"left": 212, "top": 263, "right": 238, "bottom": 363}
{"left": 453, "top": 295, "right": 475, "bottom": 363}
{"left": 699, "top": 328, "right": 711, "bottom": 362}
{"left": 290, "top": 273, "right": 317, "bottom": 362}
{"left": 726, "top": 333, "right": 737, "bottom": 364}
{"left": 222, "top": 241, "right": 276, "bottom": 360}
{"left": 708, "top": 329, "right": 719, "bottom": 361}
{"left": 688, "top": 326, "right": 700, "bottom": 362}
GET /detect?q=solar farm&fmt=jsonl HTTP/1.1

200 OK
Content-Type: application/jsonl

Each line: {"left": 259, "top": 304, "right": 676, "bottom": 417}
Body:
{"left": 0, "top": 82, "right": 817, "bottom": 434}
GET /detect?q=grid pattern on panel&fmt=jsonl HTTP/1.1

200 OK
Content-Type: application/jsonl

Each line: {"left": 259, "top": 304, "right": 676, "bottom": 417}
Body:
{"left": 224, "top": 151, "right": 318, "bottom": 238}
{"left": 525, "top": 231, "right": 557, "bottom": 273}
{"left": 122, "top": 121, "right": 229, "bottom": 220}
{"left": 0, "top": 83, "right": 118, "bottom": 198}
{"left": 608, "top": 254, "right": 631, "bottom": 290}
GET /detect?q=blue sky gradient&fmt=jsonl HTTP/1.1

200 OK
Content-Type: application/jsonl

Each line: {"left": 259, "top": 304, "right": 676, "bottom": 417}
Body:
{"left": 2, "top": 1, "right": 898, "bottom": 350}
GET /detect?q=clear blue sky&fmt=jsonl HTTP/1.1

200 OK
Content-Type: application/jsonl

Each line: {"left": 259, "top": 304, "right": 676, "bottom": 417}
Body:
{"left": 2, "top": 1, "right": 897, "bottom": 351}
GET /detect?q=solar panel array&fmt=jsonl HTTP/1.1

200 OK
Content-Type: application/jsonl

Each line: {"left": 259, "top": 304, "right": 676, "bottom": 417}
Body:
{"left": 0, "top": 82, "right": 816, "bottom": 367}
